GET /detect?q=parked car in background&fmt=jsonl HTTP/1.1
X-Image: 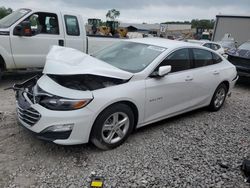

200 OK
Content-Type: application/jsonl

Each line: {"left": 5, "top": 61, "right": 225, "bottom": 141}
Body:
{"left": 217, "top": 33, "right": 237, "bottom": 54}
{"left": 187, "top": 40, "right": 225, "bottom": 55}
{"left": 167, "top": 35, "right": 175, "bottom": 40}
{"left": 227, "top": 41, "right": 250, "bottom": 77}
{"left": 13, "top": 38, "right": 238, "bottom": 150}
{"left": 219, "top": 40, "right": 236, "bottom": 53}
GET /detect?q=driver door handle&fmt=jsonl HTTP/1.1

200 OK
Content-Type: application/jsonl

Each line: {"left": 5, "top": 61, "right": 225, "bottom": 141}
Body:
{"left": 59, "top": 39, "right": 64, "bottom": 46}
{"left": 213, "top": 70, "right": 220, "bottom": 75}
{"left": 185, "top": 76, "right": 193, "bottom": 81}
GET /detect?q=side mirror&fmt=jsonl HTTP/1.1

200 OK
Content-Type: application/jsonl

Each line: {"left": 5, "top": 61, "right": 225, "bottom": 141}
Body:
{"left": 13, "top": 21, "right": 32, "bottom": 37}
{"left": 13, "top": 25, "right": 23, "bottom": 36}
{"left": 150, "top": 65, "right": 171, "bottom": 78}
{"left": 158, "top": 66, "right": 171, "bottom": 77}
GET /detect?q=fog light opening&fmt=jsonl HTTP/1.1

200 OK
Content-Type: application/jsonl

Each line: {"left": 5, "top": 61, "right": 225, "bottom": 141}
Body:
{"left": 45, "top": 123, "right": 74, "bottom": 132}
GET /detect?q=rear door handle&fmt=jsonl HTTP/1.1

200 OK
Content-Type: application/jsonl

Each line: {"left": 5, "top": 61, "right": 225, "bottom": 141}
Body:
{"left": 59, "top": 39, "right": 64, "bottom": 46}
{"left": 185, "top": 76, "right": 193, "bottom": 81}
{"left": 213, "top": 70, "right": 220, "bottom": 75}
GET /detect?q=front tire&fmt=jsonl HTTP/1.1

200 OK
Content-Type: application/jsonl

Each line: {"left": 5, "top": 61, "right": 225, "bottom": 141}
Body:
{"left": 90, "top": 103, "right": 134, "bottom": 150}
{"left": 208, "top": 83, "right": 227, "bottom": 111}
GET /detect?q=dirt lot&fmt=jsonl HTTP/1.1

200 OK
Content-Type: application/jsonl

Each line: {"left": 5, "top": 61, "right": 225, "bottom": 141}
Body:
{"left": 0, "top": 73, "right": 249, "bottom": 188}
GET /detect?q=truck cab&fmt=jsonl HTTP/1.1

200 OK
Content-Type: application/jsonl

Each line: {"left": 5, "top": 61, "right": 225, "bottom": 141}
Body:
{"left": 0, "top": 8, "right": 87, "bottom": 72}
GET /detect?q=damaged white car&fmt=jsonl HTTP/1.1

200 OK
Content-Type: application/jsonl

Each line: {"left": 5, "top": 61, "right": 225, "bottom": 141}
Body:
{"left": 14, "top": 38, "right": 238, "bottom": 150}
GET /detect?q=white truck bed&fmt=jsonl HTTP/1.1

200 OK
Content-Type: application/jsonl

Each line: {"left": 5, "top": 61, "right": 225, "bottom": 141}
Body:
{"left": 87, "top": 36, "right": 123, "bottom": 54}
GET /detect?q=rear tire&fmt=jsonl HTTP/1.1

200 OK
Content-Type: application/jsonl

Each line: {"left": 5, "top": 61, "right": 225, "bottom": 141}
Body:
{"left": 90, "top": 103, "right": 134, "bottom": 150}
{"left": 208, "top": 83, "right": 227, "bottom": 111}
{"left": 0, "top": 56, "right": 4, "bottom": 81}
{"left": 0, "top": 67, "right": 2, "bottom": 81}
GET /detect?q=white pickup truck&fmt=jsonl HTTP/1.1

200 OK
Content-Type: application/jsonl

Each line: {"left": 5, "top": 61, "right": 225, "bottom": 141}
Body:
{"left": 0, "top": 8, "right": 122, "bottom": 78}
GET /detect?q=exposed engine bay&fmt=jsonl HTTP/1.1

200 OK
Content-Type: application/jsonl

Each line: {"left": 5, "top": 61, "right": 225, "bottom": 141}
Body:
{"left": 48, "top": 74, "right": 129, "bottom": 91}
{"left": 7, "top": 74, "right": 129, "bottom": 109}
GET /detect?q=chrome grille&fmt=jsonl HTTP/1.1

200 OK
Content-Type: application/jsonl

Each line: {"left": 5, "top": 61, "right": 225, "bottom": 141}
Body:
{"left": 17, "top": 105, "right": 41, "bottom": 126}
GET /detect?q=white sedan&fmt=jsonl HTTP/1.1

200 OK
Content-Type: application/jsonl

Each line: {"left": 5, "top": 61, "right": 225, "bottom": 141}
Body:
{"left": 15, "top": 38, "right": 238, "bottom": 150}
{"left": 187, "top": 39, "right": 225, "bottom": 55}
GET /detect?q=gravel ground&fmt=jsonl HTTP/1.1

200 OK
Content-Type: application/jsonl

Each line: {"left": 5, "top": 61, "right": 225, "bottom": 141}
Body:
{"left": 0, "top": 73, "right": 249, "bottom": 188}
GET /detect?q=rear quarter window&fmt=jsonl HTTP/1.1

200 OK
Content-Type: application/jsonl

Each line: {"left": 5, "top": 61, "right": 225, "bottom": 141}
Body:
{"left": 212, "top": 52, "right": 223, "bottom": 64}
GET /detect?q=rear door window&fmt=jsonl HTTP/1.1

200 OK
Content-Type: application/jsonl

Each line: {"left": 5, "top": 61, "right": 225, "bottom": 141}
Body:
{"left": 192, "top": 48, "right": 214, "bottom": 68}
{"left": 64, "top": 15, "right": 80, "bottom": 36}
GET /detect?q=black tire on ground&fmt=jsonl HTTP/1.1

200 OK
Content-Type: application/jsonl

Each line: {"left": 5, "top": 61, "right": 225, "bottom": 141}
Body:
{"left": 208, "top": 83, "right": 228, "bottom": 111}
{"left": 90, "top": 103, "right": 134, "bottom": 150}
{"left": 0, "top": 67, "right": 2, "bottom": 81}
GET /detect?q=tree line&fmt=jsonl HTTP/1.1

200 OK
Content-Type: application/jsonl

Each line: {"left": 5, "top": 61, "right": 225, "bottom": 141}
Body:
{"left": 162, "top": 19, "right": 215, "bottom": 29}
{"left": 0, "top": 6, "right": 12, "bottom": 19}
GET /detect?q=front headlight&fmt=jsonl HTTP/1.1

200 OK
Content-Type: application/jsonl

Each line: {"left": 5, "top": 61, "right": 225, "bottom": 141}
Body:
{"left": 40, "top": 97, "right": 91, "bottom": 111}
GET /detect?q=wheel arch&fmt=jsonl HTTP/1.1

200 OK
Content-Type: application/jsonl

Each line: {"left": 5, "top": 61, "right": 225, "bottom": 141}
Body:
{"left": 220, "top": 80, "right": 230, "bottom": 92}
{"left": 118, "top": 100, "right": 139, "bottom": 129}
{"left": 208, "top": 80, "right": 229, "bottom": 111}
{"left": 90, "top": 100, "right": 139, "bottom": 136}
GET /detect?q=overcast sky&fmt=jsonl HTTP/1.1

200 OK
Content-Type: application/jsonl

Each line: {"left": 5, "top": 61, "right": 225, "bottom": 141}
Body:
{"left": 1, "top": 0, "right": 250, "bottom": 23}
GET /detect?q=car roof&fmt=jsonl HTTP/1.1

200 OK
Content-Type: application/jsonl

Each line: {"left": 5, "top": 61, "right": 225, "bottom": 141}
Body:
{"left": 18, "top": 7, "right": 81, "bottom": 16}
{"left": 129, "top": 38, "right": 200, "bottom": 49}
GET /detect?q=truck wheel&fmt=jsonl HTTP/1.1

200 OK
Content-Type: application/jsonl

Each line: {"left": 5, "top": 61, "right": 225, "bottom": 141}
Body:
{"left": 208, "top": 83, "right": 227, "bottom": 111}
{"left": 90, "top": 103, "right": 134, "bottom": 150}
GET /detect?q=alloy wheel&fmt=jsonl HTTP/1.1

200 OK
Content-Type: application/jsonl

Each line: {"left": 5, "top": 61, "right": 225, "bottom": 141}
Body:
{"left": 214, "top": 88, "right": 226, "bottom": 108}
{"left": 101, "top": 112, "right": 130, "bottom": 144}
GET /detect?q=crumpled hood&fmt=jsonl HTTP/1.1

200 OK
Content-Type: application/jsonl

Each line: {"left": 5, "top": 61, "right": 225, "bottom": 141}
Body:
{"left": 43, "top": 46, "right": 133, "bottom": 80}
{"left": 227, "top": 48, "right": 250, "bottom": 59}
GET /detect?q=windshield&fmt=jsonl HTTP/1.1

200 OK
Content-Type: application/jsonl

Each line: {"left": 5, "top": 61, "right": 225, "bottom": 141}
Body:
{"left": 0, "top": 9, "right": 31, "bottom": 28}
{"left": 238, "top": 42, "right": 250, "bottom": 50}
{"left": 93, "top": 41, "right": 166, "bottom": 73}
